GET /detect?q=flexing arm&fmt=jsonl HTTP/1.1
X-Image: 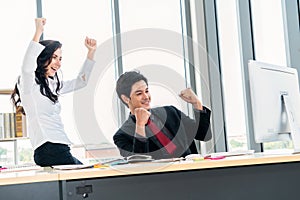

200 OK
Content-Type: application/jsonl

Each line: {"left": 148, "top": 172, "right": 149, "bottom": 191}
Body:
{"left": 85, "top": 37, "right": 97, "bottom": 61}
{"left": 59, "top": 37, "right": 97, "bottom": 94}
{"left": 179, "top": 88, "right": 203, "bottom": 110}
{"left": 178, "top": 88, "right": 211, "bottom": 140}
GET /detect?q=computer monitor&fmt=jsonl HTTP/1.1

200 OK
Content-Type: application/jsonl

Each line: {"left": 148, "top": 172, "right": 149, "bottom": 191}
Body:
{"left": 248, "top": 60, "right": 300, "bottom": 153}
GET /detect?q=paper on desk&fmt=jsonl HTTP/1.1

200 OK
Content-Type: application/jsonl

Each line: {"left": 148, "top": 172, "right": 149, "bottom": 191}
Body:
{"left": 52, "top": 164, "right": 107, "bottom": 170}
{"left": 209, "top": 150, "right": 255, "bottom": 158}
{"left": 52, "top": 157, "right": 130, "bottom": 170}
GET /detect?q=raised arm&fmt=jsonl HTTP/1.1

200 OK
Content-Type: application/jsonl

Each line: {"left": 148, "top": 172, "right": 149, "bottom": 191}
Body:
{"left": 33, "top": 18, "right": 46, "bottom": 42}
{"left": 179, "top": 88, "right": 203, "bottom": 110}
{"left": 59, "top": 37, "right": 97, "bottom": 94}
{"left": 85, "top": 36, "right": 97, "bottom": 61}
{"left": 20, "top": 18, "right": 46, "bottom": 94}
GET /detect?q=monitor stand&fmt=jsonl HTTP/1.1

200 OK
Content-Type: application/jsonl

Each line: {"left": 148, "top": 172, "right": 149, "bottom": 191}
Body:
{"left": 282, "top": 95, "right": 300, "bottom": 154}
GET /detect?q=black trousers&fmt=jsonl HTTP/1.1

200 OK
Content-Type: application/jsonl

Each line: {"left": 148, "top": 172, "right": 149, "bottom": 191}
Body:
{"left": 34, "top": 142, "right": 82, "bottom": 166}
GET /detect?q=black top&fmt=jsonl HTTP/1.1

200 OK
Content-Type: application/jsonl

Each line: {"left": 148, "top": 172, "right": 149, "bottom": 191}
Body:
{"left": 113, "top": 106, "right": 212, "bottom": 159}
{"left": 113, "top": 105, "right": 211, "bottom": 159}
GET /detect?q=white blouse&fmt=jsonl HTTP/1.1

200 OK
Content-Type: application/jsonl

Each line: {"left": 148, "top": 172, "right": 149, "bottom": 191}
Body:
{"left": 19, "top": 41, "right": 95, "bottom": 150}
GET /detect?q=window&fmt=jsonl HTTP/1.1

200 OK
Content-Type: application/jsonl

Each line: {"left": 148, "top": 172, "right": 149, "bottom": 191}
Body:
{"left": 42, "top": 0, "right": 117, "bottom": 158}
{"left": 251, "top": 0, "right": 287, "bottom": 65}
{"left": 0, "top": 1, "right": 36, "bottom": 165}
{"left": 251, "top": 0, "right": 291, "bottom": 151}
{"left": 118, "top": 0, "right": 189, "bottom": 112}
{"left": 2, "top": 0, "right": 295, "bottom": 165}
{"left": 216, "top": 0, "right": 248, "bottom": 151}
{"left": 208, "top": 0, "right": 290, "bottom": 152}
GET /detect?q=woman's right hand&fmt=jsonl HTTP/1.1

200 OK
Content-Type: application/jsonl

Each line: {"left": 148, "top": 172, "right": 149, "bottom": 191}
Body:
{"left": 33, "top": 18, "right": 46, "bottom": 42}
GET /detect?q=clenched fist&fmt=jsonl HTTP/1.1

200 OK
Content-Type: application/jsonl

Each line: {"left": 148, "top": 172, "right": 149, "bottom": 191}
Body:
{"left": 179, "top": 88, "right": 203, "bottom": 110}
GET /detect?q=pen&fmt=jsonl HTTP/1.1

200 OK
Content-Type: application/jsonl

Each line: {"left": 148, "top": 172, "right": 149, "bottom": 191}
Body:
{"left": 0, "top": 167, "right": 8, "bottom": 171}
{"left": 204, "top": 155, "right": 226, "bottom": 160}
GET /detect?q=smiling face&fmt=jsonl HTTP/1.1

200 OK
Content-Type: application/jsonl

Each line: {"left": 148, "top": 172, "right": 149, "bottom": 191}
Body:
{"left": 45, "top": 48, "right": 62, "bottom": 77}
{"left": 123, "top": 80, "right": 151, "bottom": 113}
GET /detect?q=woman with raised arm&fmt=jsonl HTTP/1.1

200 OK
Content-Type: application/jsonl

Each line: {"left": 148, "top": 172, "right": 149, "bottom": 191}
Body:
{"left": 11, "top": 18, "right": 97, "bottom": 166}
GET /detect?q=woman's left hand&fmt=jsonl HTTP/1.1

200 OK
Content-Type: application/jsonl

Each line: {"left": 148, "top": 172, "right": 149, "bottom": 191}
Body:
{"left": 85, "top": 36, "right": 97, "bottom": 60}
{"left": 85, "top": 36, "right": 97, "bottom": 52}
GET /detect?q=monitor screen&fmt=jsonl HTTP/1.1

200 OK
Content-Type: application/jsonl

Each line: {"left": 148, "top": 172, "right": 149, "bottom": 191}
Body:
{"left": 248, "top": 60, "right": 300, "bottom": 150}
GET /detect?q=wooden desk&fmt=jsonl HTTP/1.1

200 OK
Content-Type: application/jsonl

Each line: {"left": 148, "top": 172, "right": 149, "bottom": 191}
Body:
{"left": 1, "top": 153, "right": 300, "bottom": 200}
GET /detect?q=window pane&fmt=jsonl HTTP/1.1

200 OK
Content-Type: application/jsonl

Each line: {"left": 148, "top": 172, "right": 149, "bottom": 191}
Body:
{"left": 251, "top": 0, "right": 286, "bottom": 65}
{"left": 0, "top": 1, "right": 36, "bottom": 89}
{"left": 42, "top": 0, "right": 118, "bottom": 158}
{"left": 0, "top": 1, "right": 36, "bottom": 165}
{"left": 216, "top": 0, "right": 248, "bottom": 151}
{"left": 0, "top": 142, "right": 14, "bottom": 165}
{"left": 251, "top": 0, "right": 291, "bottom": 151}
{"left": 17, "top": 139, "right": 33, "bottom": 164}
{"left": 119, "top": 0, "right": 188, "bottom": 111}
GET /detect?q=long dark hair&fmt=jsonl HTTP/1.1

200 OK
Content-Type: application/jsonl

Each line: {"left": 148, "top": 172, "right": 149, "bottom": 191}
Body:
{"left": 11, "top": 40, "right": 63, "bottom": 114}
{"left": 11, "top": 76, "right": 24, "bottom": 114}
